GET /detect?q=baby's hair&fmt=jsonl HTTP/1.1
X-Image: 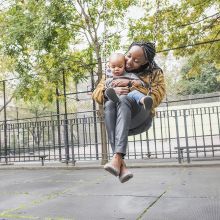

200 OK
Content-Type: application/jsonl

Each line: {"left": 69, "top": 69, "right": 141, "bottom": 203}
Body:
{"left": 109, "top": 53, "right": 125, "bottom": 62}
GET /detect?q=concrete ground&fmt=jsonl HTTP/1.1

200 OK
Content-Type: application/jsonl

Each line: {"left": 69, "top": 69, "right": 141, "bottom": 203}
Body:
{"left": 0, "top": 162, "right": 220, "bottom": 220}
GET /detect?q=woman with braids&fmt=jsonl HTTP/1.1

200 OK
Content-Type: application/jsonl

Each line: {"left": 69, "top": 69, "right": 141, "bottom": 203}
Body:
{"left": 92, "top": 42, "right": 166, "bottom": 183}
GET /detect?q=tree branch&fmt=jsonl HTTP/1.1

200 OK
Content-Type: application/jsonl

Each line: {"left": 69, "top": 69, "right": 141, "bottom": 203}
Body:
{"left": 178, "top": 12, "right": 220, "bottom": 28}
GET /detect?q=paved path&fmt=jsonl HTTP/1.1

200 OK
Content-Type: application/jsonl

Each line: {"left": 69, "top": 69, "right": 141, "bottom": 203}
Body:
{"left": 0, "top": 165, "right": 220, "bottom": 220}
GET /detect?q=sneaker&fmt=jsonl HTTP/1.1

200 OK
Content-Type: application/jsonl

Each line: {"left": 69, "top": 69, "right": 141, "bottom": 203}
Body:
{"left": 119, "top": 170, "right": 133, "bottom": 183}
{"left": 143, "top": 96, "right": 153, "bottom": 111}
{"left": 105, "top": 88, "right": 119, "bottom": 103}
{"left": 104, "top": 163, "right": 120, "bottom": 177}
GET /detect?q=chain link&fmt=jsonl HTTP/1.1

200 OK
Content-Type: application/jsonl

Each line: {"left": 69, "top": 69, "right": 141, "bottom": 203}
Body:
{"left": 103, "top": 0, "right": 107, "bottom": 78}
{"left": 153, "top": 0, "right": 160, "bottom": 44}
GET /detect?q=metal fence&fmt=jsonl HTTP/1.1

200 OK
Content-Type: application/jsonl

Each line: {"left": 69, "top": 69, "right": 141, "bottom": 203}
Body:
{"left": 0, "top": 72, "right": 220, "bottom": 165}
{"left": 0, "top": 105, "right": 219, "bottom": 165}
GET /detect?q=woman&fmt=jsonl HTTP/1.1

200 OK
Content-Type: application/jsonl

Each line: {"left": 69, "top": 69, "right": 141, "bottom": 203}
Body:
{"left": 92, "top": 42, "right": 166, "bottom": 183}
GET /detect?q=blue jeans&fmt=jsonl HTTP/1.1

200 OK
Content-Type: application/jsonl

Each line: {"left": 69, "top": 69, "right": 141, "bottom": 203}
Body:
{"left": 127, "top": 90, "right": 145, "bottom": 106}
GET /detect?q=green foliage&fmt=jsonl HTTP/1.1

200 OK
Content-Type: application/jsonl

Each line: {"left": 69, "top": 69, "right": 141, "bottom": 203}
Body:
{"left": 107, "top": 0, "right": 136, "bottom": 11}
{"left": 0, "top": 0, "right": 88, "bottom": 103}
{"left": 129, "top": 0, "right": 219, "bottom": 56}
{"left": 176, "top": 52, "right": 220, "bottom": 95}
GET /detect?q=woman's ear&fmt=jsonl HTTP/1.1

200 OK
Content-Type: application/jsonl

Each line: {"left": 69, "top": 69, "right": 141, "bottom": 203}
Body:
{"left": 143, "top": 60, "right": 149, "bottom": 65}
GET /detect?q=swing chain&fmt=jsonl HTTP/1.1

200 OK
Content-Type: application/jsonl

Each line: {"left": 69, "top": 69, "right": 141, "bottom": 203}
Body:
{"left": 103, "top": 0, "right": 108, "bottom": 79}
{"left": 153, "top": 0, "right": 160, "bottom": 44}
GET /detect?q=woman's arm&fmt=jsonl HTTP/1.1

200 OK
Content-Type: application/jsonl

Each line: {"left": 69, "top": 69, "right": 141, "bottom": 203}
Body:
{"left": 150, "top": 69, "right": 166, "bottom": 108}
{"left": 130, "top": 79, "right": 143, "bottom": 87}
{"left": 133, "top": 69, "right": 166, "bottom": 108}
{"left": 92, "top": 75, "right": 105, "bottom": 105}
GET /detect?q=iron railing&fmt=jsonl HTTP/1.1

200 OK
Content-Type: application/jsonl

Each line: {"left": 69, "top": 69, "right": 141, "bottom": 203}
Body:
{"left": 0, "top": 105, "right": 219, "bottom": 165}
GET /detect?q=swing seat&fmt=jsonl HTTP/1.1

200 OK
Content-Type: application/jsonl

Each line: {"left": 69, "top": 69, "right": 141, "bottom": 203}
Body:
{"left": 128, "top": 116, "right": 152, "bottom": 136}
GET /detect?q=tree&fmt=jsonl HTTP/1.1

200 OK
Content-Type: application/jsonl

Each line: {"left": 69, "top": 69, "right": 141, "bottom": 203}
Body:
{"left": 0, "top": 0, "right": 89, "bottom": 103}
{"left": 68, "top": 0, "right": 135, "bottom": 80}
{"left": 128, "top": 0, "right": 220, "bottom": 83}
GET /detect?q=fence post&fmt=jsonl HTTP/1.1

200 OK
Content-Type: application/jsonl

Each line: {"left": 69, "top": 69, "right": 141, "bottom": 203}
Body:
{"left": 183, "top": 109, "right": 190, "bottom": 163}
{"left": 174, "top": 110, "right": 181, "bottom": 163}
{"left": 56, "top": 87, "right": 62, "bottom": 161}
{"left": 166, "top": 95, "right": 172, "bottom": 157}
{"left": 3, "top": 81, "right": 8, "bottom": 164}
{"left": 62, "top": 70, "right": 70, "bottom": 164}
{"left": 69, "top": 119, "right": 75, "bottom": 165}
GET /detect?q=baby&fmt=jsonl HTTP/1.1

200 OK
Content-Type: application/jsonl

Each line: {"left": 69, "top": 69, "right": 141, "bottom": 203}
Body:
{"left": 105, "top": 53, "right": 153, "bottom": 110}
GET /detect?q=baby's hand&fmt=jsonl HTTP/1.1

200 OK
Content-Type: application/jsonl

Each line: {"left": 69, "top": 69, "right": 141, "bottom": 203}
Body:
{"left": 112, "top": 79, "right": 130, "bottom": 87}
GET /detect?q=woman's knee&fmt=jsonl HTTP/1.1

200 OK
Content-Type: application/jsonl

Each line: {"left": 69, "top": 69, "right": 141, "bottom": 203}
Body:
{"left": 118, "top": 95, "right": 136, "bottom": 110}
{"left": 104, "top": 100, "right": 116, "bottom": 110}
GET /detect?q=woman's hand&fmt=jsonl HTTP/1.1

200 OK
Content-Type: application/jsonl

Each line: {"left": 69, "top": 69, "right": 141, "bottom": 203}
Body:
{"left": 114, "top": 87, "right": 130, "bottom": 95}
{"left": 111, "top": 79, "right": 130, "bottom": 87}
{"left": 131, "top": 80, "right": 142, "bottom": 87}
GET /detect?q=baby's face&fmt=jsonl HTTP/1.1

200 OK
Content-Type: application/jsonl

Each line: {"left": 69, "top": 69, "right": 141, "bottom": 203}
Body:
{"left": 109, "top": 56, "right": 125, "bottom": 76}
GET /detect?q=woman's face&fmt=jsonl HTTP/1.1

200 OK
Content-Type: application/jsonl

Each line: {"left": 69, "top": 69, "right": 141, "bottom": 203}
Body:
{"left": 125, "top": 45, "right": 148, "bottom": 71}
